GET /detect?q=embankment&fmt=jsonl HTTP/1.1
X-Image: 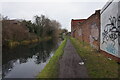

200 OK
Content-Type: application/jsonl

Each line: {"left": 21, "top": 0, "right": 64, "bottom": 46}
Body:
{"left": 37, "top": 38, "right": 67, "bottom": 78}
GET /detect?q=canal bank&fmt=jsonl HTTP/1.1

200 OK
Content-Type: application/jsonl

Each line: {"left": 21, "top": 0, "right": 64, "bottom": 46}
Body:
{"left": 6, "top": 36, "right": 52, "bottom": 48}
{"left": 37, "top": 38, "right": 67, "bottom": 78}
{"left": 37, "top": 37, "right": 120, "bottom": 78}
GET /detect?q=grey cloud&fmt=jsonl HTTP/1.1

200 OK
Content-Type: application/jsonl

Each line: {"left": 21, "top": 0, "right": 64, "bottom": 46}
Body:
{"left": 1, "top": 2, "right": 107, "bottom": 31}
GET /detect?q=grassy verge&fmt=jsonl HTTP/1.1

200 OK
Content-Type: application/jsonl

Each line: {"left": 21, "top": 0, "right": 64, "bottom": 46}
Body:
{"left": 7, "top": 36, "right": 52, "bottom": 48}
{"left": 70, "top": 37, "right": 119, "bottom": 78}
{"left": 37, "top": 38, "right": 67, "bottom": 78}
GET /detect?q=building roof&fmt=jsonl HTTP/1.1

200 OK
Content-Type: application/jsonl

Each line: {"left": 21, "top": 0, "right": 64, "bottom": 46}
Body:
{"left": 71, "top": 19, "right": 86, "bottom": 23}
{"left": 100, "top": 0, "right": 113, "bottom": 14}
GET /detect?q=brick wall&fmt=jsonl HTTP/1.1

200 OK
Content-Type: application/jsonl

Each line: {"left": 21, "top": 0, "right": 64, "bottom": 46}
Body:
{"left": 71, "top": 10, "right": 100, "bottom": 50}
{"left": 71, "top": 9, "right": 120, "bottom": 62}
{"left": 71, "top": 19, "right": 86, "bottom": 38}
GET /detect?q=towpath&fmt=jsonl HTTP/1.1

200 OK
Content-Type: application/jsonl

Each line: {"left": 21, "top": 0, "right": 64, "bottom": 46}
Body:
{"left": 59, "top": 39, "right": 89, "bottom": 78}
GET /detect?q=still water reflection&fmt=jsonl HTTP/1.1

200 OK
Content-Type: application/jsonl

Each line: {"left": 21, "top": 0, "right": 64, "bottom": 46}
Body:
{"left": 2, "top": 39, "right": 59, "bottom": 78}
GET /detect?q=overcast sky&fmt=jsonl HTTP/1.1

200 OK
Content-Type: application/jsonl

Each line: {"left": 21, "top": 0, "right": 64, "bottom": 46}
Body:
{"left": 1, "top": 0, "right": 108, "bottom": 31}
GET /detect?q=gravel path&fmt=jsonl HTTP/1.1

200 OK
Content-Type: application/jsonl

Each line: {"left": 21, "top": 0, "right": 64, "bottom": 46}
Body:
{"left": 59, "top": 39, "right": 89, "bottom": 78}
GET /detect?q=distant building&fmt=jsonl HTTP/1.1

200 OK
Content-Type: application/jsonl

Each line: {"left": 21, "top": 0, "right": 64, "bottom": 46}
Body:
{"left": 3, "top": 20, "right": 21, "bottom": 25}
{"left": 2, "top": 20, "right": 29, "bottom": 32}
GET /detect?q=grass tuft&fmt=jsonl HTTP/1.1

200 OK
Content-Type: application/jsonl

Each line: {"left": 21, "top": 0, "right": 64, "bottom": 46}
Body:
{"left": 7, "top": 36, "right": 52, "bottom": 48}
{"left": 70, "top": 37, "right": 119, "bottom": 78}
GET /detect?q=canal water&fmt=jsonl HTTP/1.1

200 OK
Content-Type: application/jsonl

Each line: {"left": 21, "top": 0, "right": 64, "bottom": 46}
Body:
{"left": 2, "top": 39, "right": 60, "bottom": 78}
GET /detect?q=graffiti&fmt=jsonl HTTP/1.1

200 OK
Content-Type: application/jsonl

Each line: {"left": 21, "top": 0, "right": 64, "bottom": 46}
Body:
{"left": 90, "top": 35, "right": 98, "bottom": 49}
{"left": 91, "top": 23, "right": 99, "bottom": 41}
{"left": 118, "top": 26, "right": 120, "bottom": 45}
{"left": 78, "top": 29, "right": 82, "bottom": 36}
{"left": 117, "top": 16, "right": 120, "bottom": 45}
{"left": 90, "top": 23, "right": 99, "bottom": 49}
{"left": 100, "top": 2, "right": 120, "bottom": 57}
{"left": 102, "top": 16, "right": 120, "bottom": 46}
{"left": 106, "top": 44, "right": 117, "bottom": 54}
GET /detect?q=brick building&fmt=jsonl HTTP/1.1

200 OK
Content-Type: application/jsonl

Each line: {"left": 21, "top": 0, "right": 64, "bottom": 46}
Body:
{"left": 71, "top": 10, "right": 100, "bottom": 50}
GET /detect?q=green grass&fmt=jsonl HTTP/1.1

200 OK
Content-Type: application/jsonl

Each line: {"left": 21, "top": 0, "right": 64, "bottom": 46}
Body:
{"left": 37, "top": 38, "right": 67, "bottom": 78}
{"left": 70, "top": 37, "right": 119, "bottom": 78}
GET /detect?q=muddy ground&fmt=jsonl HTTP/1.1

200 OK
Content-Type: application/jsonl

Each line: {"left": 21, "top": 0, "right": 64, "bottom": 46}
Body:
{"left": 59, "top": 39, "right": 89, "bottom": 78}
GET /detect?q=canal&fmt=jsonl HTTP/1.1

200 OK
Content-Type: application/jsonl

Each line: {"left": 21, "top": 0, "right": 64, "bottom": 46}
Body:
{"left": 2, "top": 39, "right": 60, "bottom": 78}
